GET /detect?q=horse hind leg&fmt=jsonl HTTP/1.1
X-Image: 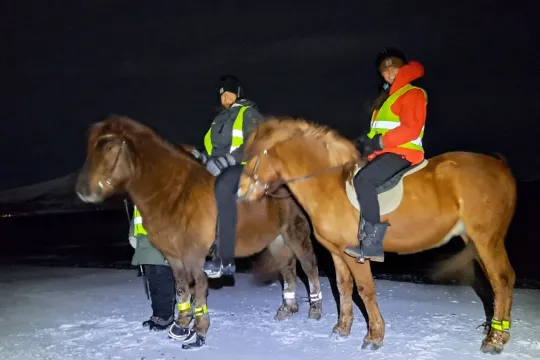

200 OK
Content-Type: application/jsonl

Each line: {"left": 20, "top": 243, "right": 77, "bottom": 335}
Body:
{"left": 166, "top": 258, "right": 194, "bottom": 342}
{"left": 460, "top": 202, "right": 515, "bottom": 355}
{"left": 465, "top": 231, "right": 515, "bottom": 354}
{"left": 261, "top": 234, "right": 300, "bottom": 321}
{"left": 277, "top": 246, "right": 300, "bottom": 321}
{"left": 281, "top": 215, "right": 323, "bottom": 321}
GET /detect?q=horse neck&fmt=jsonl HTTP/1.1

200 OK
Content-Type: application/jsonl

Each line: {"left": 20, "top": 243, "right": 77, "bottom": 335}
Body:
{"left": 126, "top": 138, "right": 208, "bottom": 217}
{"left": 275, "top": 144, "right": 344, "bottom": 219}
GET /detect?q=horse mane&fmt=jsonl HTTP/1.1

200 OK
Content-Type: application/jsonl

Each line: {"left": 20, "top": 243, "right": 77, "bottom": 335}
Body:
{"left": 89, "top": 114, "right": 200, "bottom": 165}
{"left": 244, "top": 116, "right": 362, "bottom": 170}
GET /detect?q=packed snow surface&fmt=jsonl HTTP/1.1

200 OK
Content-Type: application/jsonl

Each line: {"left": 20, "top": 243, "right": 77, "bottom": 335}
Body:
{"left": 0, "top": 266, "right": 539, "bottom": 359}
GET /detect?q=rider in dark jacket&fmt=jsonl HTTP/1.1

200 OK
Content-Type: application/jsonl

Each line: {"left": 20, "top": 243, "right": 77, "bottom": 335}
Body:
{"left": 191, "top": 75, "right": 264, "bottom": 278}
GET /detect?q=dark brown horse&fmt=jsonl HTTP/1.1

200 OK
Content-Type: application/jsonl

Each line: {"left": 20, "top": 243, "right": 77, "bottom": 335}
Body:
{"left": 237, "top": 117, "right": 517, "bottom": 355}
{"left": 74, "top": 115, "right": 323, "bottom": 349}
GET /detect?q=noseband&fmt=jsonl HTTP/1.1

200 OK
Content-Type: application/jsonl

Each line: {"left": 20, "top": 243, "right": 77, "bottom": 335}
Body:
{"left": 241, "top": 150, "right": 274, "bottom": 198}
{"left": 95, "top": 136, "right": 127, "bottom": 193}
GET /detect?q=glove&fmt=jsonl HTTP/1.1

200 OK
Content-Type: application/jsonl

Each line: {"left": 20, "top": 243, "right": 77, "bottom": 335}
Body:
{"left": 358, "top": 134, "right": 384, "bottom": 156}
{"left": 205, "top": 154, "right": 236, "bottom": 176}
{"left": 191, "top": 149, "right": 208, "bottom": 165}
{"left": 354, "top": 133, "right": 369, "bottom": 150}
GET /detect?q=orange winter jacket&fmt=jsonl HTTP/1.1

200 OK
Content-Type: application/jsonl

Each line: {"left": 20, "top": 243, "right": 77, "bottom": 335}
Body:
{"left": 368, "top": 61, "right": 427, "bottom": 165}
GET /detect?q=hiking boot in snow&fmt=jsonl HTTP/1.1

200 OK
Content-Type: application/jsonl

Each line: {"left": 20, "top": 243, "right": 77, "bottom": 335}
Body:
{"left": 142, "top": 315, "right": 174, "bottom": 331}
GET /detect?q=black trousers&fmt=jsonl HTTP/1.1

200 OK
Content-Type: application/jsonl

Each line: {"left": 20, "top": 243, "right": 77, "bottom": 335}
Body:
{"left": 353, "top": 153, "right": 411, "bottom": 225}
{"left": 214, "top": 164, "right": 243, "bottom": 263}
{"left": 143, "top": 264, "right": 176, "bottom": 319}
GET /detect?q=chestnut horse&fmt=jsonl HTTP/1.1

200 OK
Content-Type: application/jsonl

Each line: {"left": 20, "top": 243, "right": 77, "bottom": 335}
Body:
{"left": 237, "top": 117, "right": 517, "bottom": 355}
{"left": 74, "top": 115, "right": 323, "bottom": 349}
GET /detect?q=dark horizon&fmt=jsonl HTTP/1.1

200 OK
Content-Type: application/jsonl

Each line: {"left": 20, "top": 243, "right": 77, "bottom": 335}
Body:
{"left": 1, "top": 1, "right": 539, "bottom": 191}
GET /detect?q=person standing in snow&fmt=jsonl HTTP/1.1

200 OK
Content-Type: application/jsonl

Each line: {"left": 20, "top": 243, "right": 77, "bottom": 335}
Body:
{"left": 344, "top": 47, "right": 428, "bottom": 263}
{"left": 129, "top": 205, "right": 176, "bottom": 331}
{"left": 190, "top": 75, "right": 265, "bottom": 278}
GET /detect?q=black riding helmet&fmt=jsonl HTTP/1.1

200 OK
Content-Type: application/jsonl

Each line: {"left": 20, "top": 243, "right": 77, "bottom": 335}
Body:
{"left": 374, "top": 47, "right": 408, "bottom": 70}
{"left": 217, "top": 75, "right": 244, "bottom": 99}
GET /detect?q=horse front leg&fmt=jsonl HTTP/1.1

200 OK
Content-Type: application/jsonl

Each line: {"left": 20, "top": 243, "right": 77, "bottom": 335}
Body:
{"left": 181, "top": 265, "right": 209, "bottom": 349}
{"left": 330, "top": 253, "right": 354, "bottom": 339}
{"left": 343, "top": 256, "right": 385, "bottom": 350}
{"left": 166, "top": 258, "right": 193, "bottom": 341}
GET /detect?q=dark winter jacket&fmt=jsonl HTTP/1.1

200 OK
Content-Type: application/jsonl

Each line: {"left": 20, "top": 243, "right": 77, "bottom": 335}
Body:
{"left": 203, "top": 98, "right": 264, "bottom": 163}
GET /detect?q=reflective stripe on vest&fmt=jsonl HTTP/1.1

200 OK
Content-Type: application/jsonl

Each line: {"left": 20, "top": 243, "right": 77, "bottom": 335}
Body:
{"left": 367, "top": 84, "right": 427, "bottom": 152}
{"left": 203, "top": 106, "right": 248, "bottom": 157}
{"left": 132, "top": 206, "right": 147, "bottom": 236}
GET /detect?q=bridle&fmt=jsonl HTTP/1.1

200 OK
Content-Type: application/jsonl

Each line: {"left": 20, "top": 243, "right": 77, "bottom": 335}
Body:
{"left": 239, "top": 148, "right": 353, "bottom": 200}
{"left": 94, "top": 135, "right": 127, "bottom": 193}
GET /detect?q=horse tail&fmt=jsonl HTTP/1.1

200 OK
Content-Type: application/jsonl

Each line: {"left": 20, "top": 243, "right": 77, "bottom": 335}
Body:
{"left": 430, "top": 241, "right": 478, "bottom": 285}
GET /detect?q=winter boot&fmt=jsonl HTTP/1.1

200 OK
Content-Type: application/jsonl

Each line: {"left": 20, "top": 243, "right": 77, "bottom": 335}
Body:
{"left": 344, "top": 218, "right": 390, "bottom": 263}
{"left": 142, "top": 315, "right": 174, "bottom": 331}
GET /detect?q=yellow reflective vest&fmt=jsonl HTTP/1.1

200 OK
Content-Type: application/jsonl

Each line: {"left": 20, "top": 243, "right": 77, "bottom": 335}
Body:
{"left": 367, "top": 84, "right": 427, "bottom": 152}
{"left": 132, "top": 206, "right": 147, "bottom": 236}
{"left": 203, "top": 106, "right": 248, "bottom": 164}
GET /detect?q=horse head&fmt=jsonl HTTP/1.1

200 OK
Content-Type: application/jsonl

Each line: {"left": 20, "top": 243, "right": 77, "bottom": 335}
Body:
{"left": 75, "top": 114, "right": 145, "bottom": 203}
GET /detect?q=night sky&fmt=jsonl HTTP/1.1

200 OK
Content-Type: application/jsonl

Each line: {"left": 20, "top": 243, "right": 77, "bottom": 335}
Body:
{"left": 1, "top": 0, "right": 538, "bottom": 191}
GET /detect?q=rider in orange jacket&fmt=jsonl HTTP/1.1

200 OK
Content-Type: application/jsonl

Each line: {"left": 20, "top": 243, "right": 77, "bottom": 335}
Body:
{"left": 345, "top": 47, "right": 428, "bottom": 262}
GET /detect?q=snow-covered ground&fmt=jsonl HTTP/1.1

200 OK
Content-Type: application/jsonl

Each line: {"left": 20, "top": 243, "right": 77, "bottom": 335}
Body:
{"left": 0, "top": 266, "right": 539, "bottom": 360}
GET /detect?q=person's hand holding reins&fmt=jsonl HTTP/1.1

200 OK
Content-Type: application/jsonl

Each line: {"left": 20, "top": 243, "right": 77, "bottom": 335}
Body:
{"left": 205, "top": 154, "right": 236, "bottom": 176}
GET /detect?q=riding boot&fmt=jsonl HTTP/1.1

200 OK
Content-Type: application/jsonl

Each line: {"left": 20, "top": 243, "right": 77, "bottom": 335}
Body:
{"left": 203, "top": 256, "right": 236, "bottom": 278}
{"left": 344, "top": 219, "right": 390, "bottom": 263}
{"left": 204, "top": 219, "right": 223, "bottom": 278}
{"left": 204, "top": 222, "right": 235, "bottom": 278}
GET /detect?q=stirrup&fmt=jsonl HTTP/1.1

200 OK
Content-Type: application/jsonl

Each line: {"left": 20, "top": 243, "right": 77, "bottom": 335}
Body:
{"left": 344, "top": 242, "right": 366, "bottom": 263}
{"left": 203, "top": 257, "right": 223, "bottom": 279}
{"left": 344, "top": 217, "right": 367, "bottom": 262}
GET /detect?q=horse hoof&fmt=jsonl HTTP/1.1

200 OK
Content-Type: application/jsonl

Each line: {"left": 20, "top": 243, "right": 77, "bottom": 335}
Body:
{"left": 308, "top": 310, "right": 322, "bottom": 321}
{"left": 308, "top": 301, "right": 322, "bottom": 321}
{"left": 181, "top": 336, "right": 206, "bottom": 350}
{"left": 330, "top": 328, "right": 350, "bottom": 342}
{"left": 275, "top": 310, "right": 293, "bottom": 321}
{"left": 362, "top": 339, "right": 382, "bottom": 350}
{"left": 181, "top": 329, "right": 206, "bottom": 350}
{"left": 481, "top": 343, "right": 503, "bottom": 355}
{"left": 275, "top": 303, "right": 298, "bottom": 321}
{"left": 168, "top": 322, "right": 190, "bottom": 341}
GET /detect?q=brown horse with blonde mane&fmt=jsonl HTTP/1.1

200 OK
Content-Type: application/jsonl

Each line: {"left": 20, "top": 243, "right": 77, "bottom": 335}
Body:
{"left": 74, "top": 115, "right": 323, "bottom": 349}
{"left": 237, "top": 116, "right": 517, "bottom": 355}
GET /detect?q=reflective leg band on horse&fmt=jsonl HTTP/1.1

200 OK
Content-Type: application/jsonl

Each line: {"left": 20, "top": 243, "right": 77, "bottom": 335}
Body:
{"left": 168, "top": 301, "right": 193, "bottom": 340}
{"left": 310, "top": 291, "right": 322, "bottom": 302}
{"left": 194, "top": 305, "right": 208, "bottom": 317}
{"left": 283, "top": 291, "right": 295, "bottom": 302}
{"left": 491, "top": 319, "right": 511, "bottom": 332}
{"left": 178, "top": 302, "right": 191, "bottom": 312}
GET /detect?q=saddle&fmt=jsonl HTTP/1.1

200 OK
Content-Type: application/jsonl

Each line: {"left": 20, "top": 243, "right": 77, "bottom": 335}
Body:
{"left": 345, "top": 159, "right": 428, "bottom": 215}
